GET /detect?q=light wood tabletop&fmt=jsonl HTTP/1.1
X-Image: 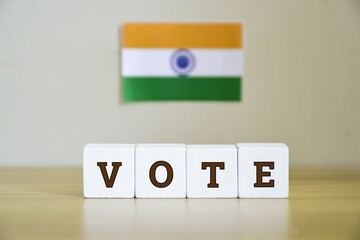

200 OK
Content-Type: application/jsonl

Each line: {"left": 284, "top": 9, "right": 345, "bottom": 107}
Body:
{"left": 0, "top": 168, "right": 359, "bottom": 240}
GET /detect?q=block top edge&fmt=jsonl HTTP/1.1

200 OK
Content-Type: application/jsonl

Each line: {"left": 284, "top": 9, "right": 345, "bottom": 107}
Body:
{"left": 187, "top": 144, "right": 236, "bottom": 149}
{"left": 84, "top": 144, "right": 136, "bottom": 149}
{"left": 136, "top": 143, "right": 186, "bottom": 148}
{"left": 236, "top": 143, "right": 288, "bottom": 148}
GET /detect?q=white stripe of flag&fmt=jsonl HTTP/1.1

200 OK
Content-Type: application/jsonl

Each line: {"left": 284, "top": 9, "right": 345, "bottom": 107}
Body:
{"left": 122, "top": 49, "right": 244, "bottom": 77}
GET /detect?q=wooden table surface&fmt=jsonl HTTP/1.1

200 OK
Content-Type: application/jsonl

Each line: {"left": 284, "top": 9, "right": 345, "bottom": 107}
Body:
{"left": 0, "top": 168, "right": 359, "bottom": 240}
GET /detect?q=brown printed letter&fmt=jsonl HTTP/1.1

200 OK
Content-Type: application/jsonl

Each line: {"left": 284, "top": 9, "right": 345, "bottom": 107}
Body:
{"left": 254, "top": 162, "right": 275, "bottom": 187}
{"left": 149, "top": 161, "right": 174, "bottom": 188}
{"left": 201, "top": 162, "right": 225, "bottom": 188}
{"left": 97, "top": 162, "right": 122, "bottom": 188}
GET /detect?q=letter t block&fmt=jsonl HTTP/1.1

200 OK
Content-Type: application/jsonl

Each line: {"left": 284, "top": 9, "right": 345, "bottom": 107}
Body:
{"left": 237, "top": 143, "right": 289, "bottom": 198}
{"left": 187, "top": 145, "right": 238, "bottom": 198}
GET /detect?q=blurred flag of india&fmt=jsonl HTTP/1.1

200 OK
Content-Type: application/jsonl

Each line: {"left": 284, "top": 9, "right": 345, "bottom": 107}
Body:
{"left": 122, "top": 23, "right": 243, "bottom": 102}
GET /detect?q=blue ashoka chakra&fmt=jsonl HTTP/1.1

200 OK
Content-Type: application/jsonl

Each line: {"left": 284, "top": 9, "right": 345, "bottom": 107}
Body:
{"left": 170, "top": 49, "right": 196, "bottom": 76}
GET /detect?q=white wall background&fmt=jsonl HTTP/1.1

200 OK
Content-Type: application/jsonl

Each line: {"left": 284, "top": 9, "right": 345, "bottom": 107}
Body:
{"left": 0, "top": 0, "right": 359, "bottom": 167}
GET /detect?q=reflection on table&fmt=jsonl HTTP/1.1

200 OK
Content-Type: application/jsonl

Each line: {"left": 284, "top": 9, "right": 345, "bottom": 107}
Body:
{"left": 83, "top": 198, "right": 289, "bottom": 240}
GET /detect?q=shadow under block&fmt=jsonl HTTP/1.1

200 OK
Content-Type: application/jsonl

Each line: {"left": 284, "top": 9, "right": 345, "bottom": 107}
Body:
{"left": 135, "top": 144, "right": 186, "bottom": 198}
{"left": 83, "top": 144, "right": 135, "bottom": 198}
{"left": 237, "top": 143, "right": 289, "bottom": 198}
{"left": 187, "top": 145, "right": 238, "bottom": 198}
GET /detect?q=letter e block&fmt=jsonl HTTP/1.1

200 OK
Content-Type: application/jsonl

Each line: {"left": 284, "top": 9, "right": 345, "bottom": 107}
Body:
{"left": 135, "top": 144, "right": 186, "bottom": 198}
{"left": 237, "top": 143, "right": 289, "bottom": 198}
{"left": 83, "top": 144, "right": 135, "bottom": 198}
{"left": 187, "top": 145, "right": 237, "bottom": 198}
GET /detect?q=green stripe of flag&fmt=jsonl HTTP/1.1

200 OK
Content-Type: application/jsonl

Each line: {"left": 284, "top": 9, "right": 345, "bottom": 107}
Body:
{"left": 123, "top": 77, "right": 241, "bottom": 102}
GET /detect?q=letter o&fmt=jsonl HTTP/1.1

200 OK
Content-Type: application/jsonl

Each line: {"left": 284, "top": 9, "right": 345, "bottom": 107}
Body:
{"left": 149, "top": 160, "right": 174, "bottom": 188}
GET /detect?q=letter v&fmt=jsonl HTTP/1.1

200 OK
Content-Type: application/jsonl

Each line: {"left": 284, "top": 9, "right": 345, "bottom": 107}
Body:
{"left": 97, "top": 162, "right": 122, "bottom": 188}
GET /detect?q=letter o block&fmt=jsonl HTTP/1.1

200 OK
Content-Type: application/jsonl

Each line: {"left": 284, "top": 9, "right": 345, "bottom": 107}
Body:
{"left": 237, "top": 143, "right": 289, "bottom": 198}
{"left": 135, "top": 144, "right": 186, "bottom": 198}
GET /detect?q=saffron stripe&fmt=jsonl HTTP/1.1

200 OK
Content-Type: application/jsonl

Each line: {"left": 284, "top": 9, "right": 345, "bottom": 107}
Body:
{"left": 123, "top": 23, "right": 243, "bottom": 49}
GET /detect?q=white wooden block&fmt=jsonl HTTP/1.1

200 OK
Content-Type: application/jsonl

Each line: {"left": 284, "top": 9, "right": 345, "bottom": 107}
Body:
{"left": 135, "top": 144, "right": 186, "bottom": 198}
{"left": 237, "top": 143, "right": 289, "bottom": 198}
{"left": 187, "top": 145, "right": 238, "bottom": 198}
{"left": 83, "top": 144, "right": 135, "bottom": 198}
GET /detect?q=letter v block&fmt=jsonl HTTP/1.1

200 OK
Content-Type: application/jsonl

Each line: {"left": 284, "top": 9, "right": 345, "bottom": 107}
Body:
{"left": 237, "top": 143, "right": 289, "bottom": 198}
{"left": 83, "top": 144, "right": 135, "bottom": 198}
{"left": 187, "top": 145, "right": 237, "bottom": 198}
